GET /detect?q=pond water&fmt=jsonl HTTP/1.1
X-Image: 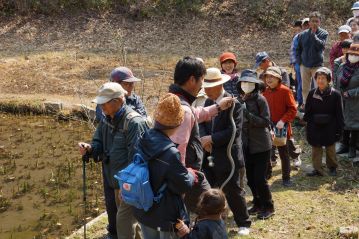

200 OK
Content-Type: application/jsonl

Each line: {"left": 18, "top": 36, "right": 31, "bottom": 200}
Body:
{"left": 0, "top": 113, "right": 104, "bottom": 238}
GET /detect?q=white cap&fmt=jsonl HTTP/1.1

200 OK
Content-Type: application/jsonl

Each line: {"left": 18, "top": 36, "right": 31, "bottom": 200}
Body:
{"left": 338, "top": 25, "right": 352, "bottom": 34}
{"left": 92, "top": 82, "right": 127, "bottom": 104}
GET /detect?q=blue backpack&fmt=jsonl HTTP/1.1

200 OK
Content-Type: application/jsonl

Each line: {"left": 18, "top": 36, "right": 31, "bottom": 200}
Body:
{"left": 114, "top": 144, "right": 173, "bottom": 211}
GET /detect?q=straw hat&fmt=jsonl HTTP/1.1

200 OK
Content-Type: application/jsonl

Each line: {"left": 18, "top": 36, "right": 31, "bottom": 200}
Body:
{"left": 203, "top": 68, "right": 231, "bottom": 88}
{"left": 154, "top": 93, "right": 184, "bottom": 129}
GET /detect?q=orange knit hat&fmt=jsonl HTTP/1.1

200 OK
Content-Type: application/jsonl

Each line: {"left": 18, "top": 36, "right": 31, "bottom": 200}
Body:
{"left": 154, "top": 93, "right": 184, "bottom": 129}
{"left": 219, "top": 52, "right": 237, "bottom": 65}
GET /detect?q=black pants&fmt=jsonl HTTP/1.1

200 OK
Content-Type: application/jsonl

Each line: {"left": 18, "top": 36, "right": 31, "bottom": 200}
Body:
{"left": 102, "top": 163, "right": 117, "bottom": 235}
{"left": 350, "top": 130, "right": 359, "bottom": 148}
{"left": 277, "top": 144, "right": 291, "bottom": 181}
{"left": 204, "top": 168, "right": 251, "bottom": 228}
{"left": 342, "top": 130, "right": 350, "bottom": 146}
{"left": 245, "top": 150, "right": 274, "bottom": 211}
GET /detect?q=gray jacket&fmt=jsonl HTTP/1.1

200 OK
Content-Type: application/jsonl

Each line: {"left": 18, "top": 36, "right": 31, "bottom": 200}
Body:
{"left": 336, "top": 64, "right": 359, "bottom": 130}
{"left": 241, "top": 93, "right": 272, "bottom": 154}
{"left": 91, "top": 106, "right": 148, "bottom": 188}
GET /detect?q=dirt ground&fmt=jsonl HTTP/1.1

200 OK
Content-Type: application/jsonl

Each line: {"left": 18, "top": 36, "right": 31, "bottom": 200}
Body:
{"left": 0, "top": 13, "right": 359, "bottom": 239}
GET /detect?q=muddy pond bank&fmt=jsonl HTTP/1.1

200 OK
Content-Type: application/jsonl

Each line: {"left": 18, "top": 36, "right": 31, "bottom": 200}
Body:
{"left": 0, "top": 113, "right": 104, "bottom": 238}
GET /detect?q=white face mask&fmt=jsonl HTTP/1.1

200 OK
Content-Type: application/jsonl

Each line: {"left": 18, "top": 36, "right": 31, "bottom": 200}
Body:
{"left": 241, "top": 82, "right": 256, "bottom": 94}
{"left": 348, "top": 54, "right": 359, "bottom": 64}
{"left": 353, "top": 10, "right": 359, "bottom": 17}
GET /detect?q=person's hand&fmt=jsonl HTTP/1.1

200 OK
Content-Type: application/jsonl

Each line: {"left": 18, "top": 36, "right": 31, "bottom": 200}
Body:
{"left": 78, "top": 142, "right": 91, "bottom": 156}
{"left": 218, "top": 97, "right": 235, "bottom": 111}
{"left": 176, "top": 219, "right": 190, "bottom": 237}
{"left": 276, "top": 120, "right": 285, "bottom": 129}
{"left": 203, "top": 143, "right": 212, "bottom": 153}
{"left": 200, "top": 135, "right": 212, "bottom": 148}
{"left": 343, "top": 91, "right": 349, "bottom": 98}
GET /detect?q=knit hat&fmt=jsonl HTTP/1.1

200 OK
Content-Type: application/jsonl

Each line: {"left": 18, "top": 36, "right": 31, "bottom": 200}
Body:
{"left": 263, "top": 66, "right": 282, "bottom": 81}
{"left": 314, "top": 67, "right": 332, "bottom": 82}
{"left": 154, "top": 93, "right": 184, "bottom": 129}
{"left": 92, "top": 82, "right": 127, "bottom": 104}
{"left": 219, "top": 52, "right": 237, "bottom": 65}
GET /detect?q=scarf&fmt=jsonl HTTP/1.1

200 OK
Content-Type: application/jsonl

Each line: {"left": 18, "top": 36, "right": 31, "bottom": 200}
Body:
{"left": 339, "top": 60, "right": 359, "bottom": 88}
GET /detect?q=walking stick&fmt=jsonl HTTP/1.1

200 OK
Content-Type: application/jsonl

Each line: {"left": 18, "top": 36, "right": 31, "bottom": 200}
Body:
{"left": 82, "top": 152, "right": 90, "bottom": 239}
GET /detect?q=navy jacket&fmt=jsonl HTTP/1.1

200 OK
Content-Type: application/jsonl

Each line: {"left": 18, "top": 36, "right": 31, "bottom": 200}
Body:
{"left": 96, "top": 93, "right": 147, "bottom": 121}
{"left": 199, "top": 91, "right": 245, "bottom": 171}
{"left": 183, "top": 219, "right": 227, "bottom": 239}
{"left": 133, "top": 129, "right": 193, "bottom": 232}
{"left": 296, "top": 28, "right": 328, "bottom": 67}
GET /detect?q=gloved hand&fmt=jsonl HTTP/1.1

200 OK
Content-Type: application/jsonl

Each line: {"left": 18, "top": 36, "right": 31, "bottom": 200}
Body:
{"left": 276, "top": 120, "right": 285, "bottom": 129}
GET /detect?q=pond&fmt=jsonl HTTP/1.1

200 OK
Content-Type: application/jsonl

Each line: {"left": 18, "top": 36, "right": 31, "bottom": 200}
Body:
{"left": 0, "top": 113, "right": 104, "bottom": 238}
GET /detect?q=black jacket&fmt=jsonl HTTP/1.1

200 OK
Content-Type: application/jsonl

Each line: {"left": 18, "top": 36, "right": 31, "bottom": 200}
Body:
{"left": 183, "top": 219, "right": 228, "bottom": 239}
{"left": 199, "top": 91, "right": 245, "bottom": 171}
{"left": 303, "top": 87, "right": 344, "bottom": 146}
{"left": 133, "top": 129, "right": 193, "bottom": 231}
{"left": 241, "top": 92, "right": 272, "bottom": 155}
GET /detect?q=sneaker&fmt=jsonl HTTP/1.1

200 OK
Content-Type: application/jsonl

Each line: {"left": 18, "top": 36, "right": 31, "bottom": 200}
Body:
{"left": 238, "top": 227, "right": 250, "bottom": 236}
{"left": 248, "top": 206, "right": 261, "bottom": 215}
{"left": 306, "top": 170, "right": 323, "bottom": 177}
{"left": 293, "top": 156, "right": 302, "bottom": 167}
{"left": 257, "top": 210, "right": 275, "bottom": 220}
{"left": 336, "top": 144, "right": 349, "bottom": 154}
{"left": 282, "top": 179, "right": 293, "bottom": 187}
{"left": 328, "top": 168, "right": 337, "bottom": 176}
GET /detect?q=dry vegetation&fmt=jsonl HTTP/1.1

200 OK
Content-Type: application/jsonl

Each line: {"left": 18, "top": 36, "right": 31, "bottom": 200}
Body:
{"left": 0, "top": 1, "right": 359, "bottom": 238}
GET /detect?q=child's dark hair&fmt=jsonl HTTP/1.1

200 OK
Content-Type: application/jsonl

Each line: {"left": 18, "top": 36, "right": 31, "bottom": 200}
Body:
{"left": 340, "top": 39, "right": 353, "bottom": 49}
{"left": 197, "top": 189, "right": 226, "bottom": 217}
{"left": 293, "top": 20, "right": 302, "bottom": 28}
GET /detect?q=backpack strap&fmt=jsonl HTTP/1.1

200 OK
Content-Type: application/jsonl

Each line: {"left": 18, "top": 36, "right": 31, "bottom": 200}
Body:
{"left": 121, "top": 111, "right": 142, "bottom": 132}
{"left": 150, "top": 144, "right": 176, "bottom": 202}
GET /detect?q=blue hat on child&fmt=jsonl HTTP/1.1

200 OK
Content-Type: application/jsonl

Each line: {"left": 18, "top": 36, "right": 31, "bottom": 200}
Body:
{"left": 254, "top": 52, "right": 269, "bottom": 69}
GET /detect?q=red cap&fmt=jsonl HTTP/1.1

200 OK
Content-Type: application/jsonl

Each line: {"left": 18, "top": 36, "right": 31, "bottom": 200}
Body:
{"left": 219, "top": 52, "right": 237, "bottom": 65}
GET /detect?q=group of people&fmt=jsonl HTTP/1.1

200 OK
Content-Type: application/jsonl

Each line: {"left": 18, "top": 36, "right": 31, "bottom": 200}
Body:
{"left": 76, "top": 6, "right": 359, "bottom": 239}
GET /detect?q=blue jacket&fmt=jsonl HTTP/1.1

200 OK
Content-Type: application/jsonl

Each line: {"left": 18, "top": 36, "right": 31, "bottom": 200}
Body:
{"left": 296, "top": 28, "right": 328, "bottom": 67}
{"left": 290, "top": 34, "right": 299, "bottom": 65}
{"left": 96, "top": 93, "right": 147, "bottom": 121}
{"left": 133, "top": 129, "right": 193, "bottom": 232}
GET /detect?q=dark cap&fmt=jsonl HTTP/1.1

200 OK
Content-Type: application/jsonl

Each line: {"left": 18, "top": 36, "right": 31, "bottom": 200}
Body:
{"left": 110, "top": 67, "right": 141, "bottom": 83}
{"left": 254, "top": 52, "right": 269, "bottom": 69}
{"left": 238, "top": 69, "right": 262, "bottom": 84}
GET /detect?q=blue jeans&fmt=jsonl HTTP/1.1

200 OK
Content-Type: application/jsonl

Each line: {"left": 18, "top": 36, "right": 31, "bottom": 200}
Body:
{"left": 295, "top": 63, "right": 303, "bottom": 105}
{"left": 140, "top": 223, "right": 178, "bottom": 239}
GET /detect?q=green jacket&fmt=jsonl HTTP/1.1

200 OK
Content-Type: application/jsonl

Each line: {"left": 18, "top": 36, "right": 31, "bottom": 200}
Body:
{"left": 91, "top": 105, "right": 148, "bottom": 189}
